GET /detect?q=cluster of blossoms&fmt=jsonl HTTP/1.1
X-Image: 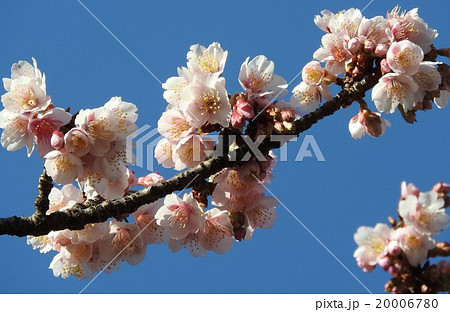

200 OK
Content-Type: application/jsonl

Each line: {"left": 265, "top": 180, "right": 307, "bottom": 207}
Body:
{"left": 10, "top": 42, "right": 285, "bottom": 279}
{"left": 291, "top": 6, "right": 449, "bottom": 139}
{"left": 354, "top": 182, "right": 450, "bottom": 293}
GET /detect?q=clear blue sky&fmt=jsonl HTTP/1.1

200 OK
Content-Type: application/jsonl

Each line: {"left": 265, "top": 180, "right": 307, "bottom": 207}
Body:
{"left": 0, "top": 0, "right": 448, "bottom": 294}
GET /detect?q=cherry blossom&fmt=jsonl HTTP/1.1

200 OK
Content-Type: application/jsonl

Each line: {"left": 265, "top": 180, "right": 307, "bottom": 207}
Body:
{"left": 1, "top": 58, "right": 51, "bottom": 114}
{"left": 179, "top": 74, "right": 231, "bottom": 128}
{"left": 155, "top": 193, "right": 205, "bottom": 240}
{"left": 291, "top": 81, "right": 331, "bottom": 114}
{"left": 107, "top": 220, "right": 146, "bottom": 266}
{"left": 399, "top": 192, "right": 449, "bottom": 235}
{"left": 29, "top": 108, "right": 72, "bottom": 157}
{"left": 238, "top": 55, "right": 288, "bottom": 100}
{"left": 132, "top": 199, "right": 168, "bottom": 245}
{"left": 313, "top": 34, "right": 352, "bottom": 75}
{"left": 386, "top": 40, "right": 423, "bottom": 75}
{"left": 0, "top": 110, "right": 34, "bottom": 155}
{"left": 137, "top": 172, "right": 165, "bottom": 188}
{"left": 47, "top": 184, "right": 83, "bottom": 214}
{"left": 198, "top": 208, "right": 234, "bottom": 254}
{"left": 387, "top": 6, "right": 438, "bottom": 54}
{"left": 172, "top": 134, "right": 214, "bottom": 170}
{"left": 187, "top": 42, "right": 228, "bottom": 75}
{"left": 162, "top": 67, "right": 193, "bottom": 108}
{"left": 353, "top": 223, "right": 392, "bottom": 266}
{"left": 157, "top": 109, "right": 195, "bottom": 141}
{"left": 169, "top": 232, "right": 207, "bottom": 257}
{"left": 44, "top": 150, "right": 84, "bottom": 185}
{"left": 372, "top": 73, "right": 418, "bottom": 113}
{"left": 392, "top": 227, "right": 435, "bottom": 267}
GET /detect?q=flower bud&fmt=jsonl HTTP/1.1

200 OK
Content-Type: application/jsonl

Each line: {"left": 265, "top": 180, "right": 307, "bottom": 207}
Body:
{"left": 388, "top": 240, "right": 401, "bottom": 256}
{"left": 281, "top": 109, "right": 295, "bottom": 122}
{"left": 380, "top": 59, "right": 391, "bottom": 75}
{"left": 432, "top": 182, "right": 450, "bottom": 194}
{"left": 231, "top": 109, "right": 246, "bottom": 128}
{"left": 375, "top": 44, "right": 388, "bottom": 57}
{"left": 50, "top": 130, "right": 64, "bottom": 149}
{"left": 137, "top": 172, "right": 165, "bottom": 187}
{"left": 377, "top": 256, "right": 391, "bottom": 270}
{"left": 347, "top": 38, "right": 361, "bottom": 54}
{"left": 235, "top": 99, "right": 255, "bottom": 119}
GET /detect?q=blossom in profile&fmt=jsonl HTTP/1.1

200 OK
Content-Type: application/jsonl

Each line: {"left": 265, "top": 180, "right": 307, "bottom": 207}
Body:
{"left": 238, "top": 55, "right": 288, "bottom": 99}
{"left": 387, "top": 6, "right": 438, "bottom": 54}
{"left": 187, "top": 42, "right": 228, "bottom": 75}
{"left": 348, "top": 109, "right": 391, "bottom": 139}
{"left": 0, "top": 109, "right": 34, "bottom": 155}
{"left": 399, "top": 191, "right": 449, "bottom": 235}
{"left": 353, "top": 223, "right": 392, "bottom": 266}
{"left": 1, "top": 58, "right": 51, "bottom": 113}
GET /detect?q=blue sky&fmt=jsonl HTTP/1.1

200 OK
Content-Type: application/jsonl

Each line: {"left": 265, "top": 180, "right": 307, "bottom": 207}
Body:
{"left": 0, "top": 0, "right": 448, "bottom": 293}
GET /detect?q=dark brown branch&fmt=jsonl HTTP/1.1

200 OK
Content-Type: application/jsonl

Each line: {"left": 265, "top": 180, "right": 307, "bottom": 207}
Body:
{"left": 0, "top": 74, "right": 379, "bottom": 237}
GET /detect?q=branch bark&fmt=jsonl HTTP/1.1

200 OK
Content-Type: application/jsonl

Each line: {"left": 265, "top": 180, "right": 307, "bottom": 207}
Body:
{"left": 0, "top": 73, "right": 379, "bottom": 237}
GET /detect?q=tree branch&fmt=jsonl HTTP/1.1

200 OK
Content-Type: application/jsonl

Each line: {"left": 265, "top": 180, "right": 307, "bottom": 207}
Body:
{"left": 0, "top": 73, "right": 379, "bottom": 237}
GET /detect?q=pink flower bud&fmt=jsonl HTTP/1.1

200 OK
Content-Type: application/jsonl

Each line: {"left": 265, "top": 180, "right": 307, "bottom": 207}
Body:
{"left": 375, "top": 44, "right": 388, "bottom": 57}
{"left": 377, "top": 256, "right": 391, "bottom": 270}
{"left": 432, "top": 182, "right": 450, "bottom": 194}
{"left": 401, "top": 181, "right": 420, "bottom": 199}
{"left": 380, "top": 59, "right": 391, "bottom": 75}
{"left": 281, "top": 109, "right": 295, "bottom": 122}
{"left": 235, "top": 99, "right": 255, "bottom": 119}
{"left": 137, "top": 172, "right": 165, "bottom": 187}
{"left": 357, "top": 260, "right": 375, "bottom": 273}
{"left": 231, "top": 109, "right": 246, "bottom": 128}
{"left": 347, "top": 38, "right": 361, "bottom": 54}
{"left": 388, "top": 240, "right": 401, "bottom": 256}
{"left": 50, "top": 130, "right": 64, "bottom": 149}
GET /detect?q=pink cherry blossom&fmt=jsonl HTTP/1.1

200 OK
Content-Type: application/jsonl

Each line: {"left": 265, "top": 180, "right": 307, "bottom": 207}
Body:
{"left": 187, "top": 42, "right": 228, "bottom": 75}
{"left": 392, "top": 227, "right": 435, "bottom": 267}
{"left": 29, "top": 108, "right": 72, "bottom": 157}
{"left": 0, "top": 109, "right": 34, "bottom": 155}
{"left": 44, "top": 149, "right": 84, "bottom": 185}
{"left": 154, "top": 138, "right": 176, "bottom": 168}
{"left": 137, "top": 172, "right": 165, "bottom": 188}
{"left": 372, "top": 73, "right": 418, "bottom": 113}
{"left": 399, "top": 192, "right": 449, "bottom": 235}
{"left": 198, "top": 208, "right": 234, "bottom": 254}
{"left": 162, "top": 67, "right": 193, "bottom": 108}
{"left": 1, "top": 58, "right": 50, "bottom": 113}
{"left": 107, "top": 220, "right": 146, "bottom": 266}
{"left": 47, "top": 184, "right": 83, "bottom": 215}
{"left": 132, "top": 198, "right": 168, "bottom": 245}
{"left": 50, "top": 130, "right": 64, "bottom": 149}
{"left": 179, "top": 74, "right": 231, "bottom": 128}
{"left": 290, "top": 81, "right": 332, "bottom": 114}
{"left": 386, "top": 40, "right": 423, "bottom": 75}
{"left": 172, "top": 134, "right": 214, "bottom": 170}
{"left": 157, "top": 108, "right": 195, "bottom": 141}
{"left": 155, "top": 193, "right": 204, "bottom": 240}
{"left": 169, "top": 232, "right": 207, "bottom": 257}
{"left": 387, "top": 7, "right": 438, "bottom": 54}
{"left": 238, "top": 55, "right": 288, "bottom": 99}
{"left": 64, "top": 127, "right": 92, "bottom": 157}
{"left": 357, "top": 16, "right": 390, "bottom": 46}
{"left": 313, "top": 34, "right": 352, "bottom": 75}
{"left": 353, "top": 223, "right": 392, "bottom": 266}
